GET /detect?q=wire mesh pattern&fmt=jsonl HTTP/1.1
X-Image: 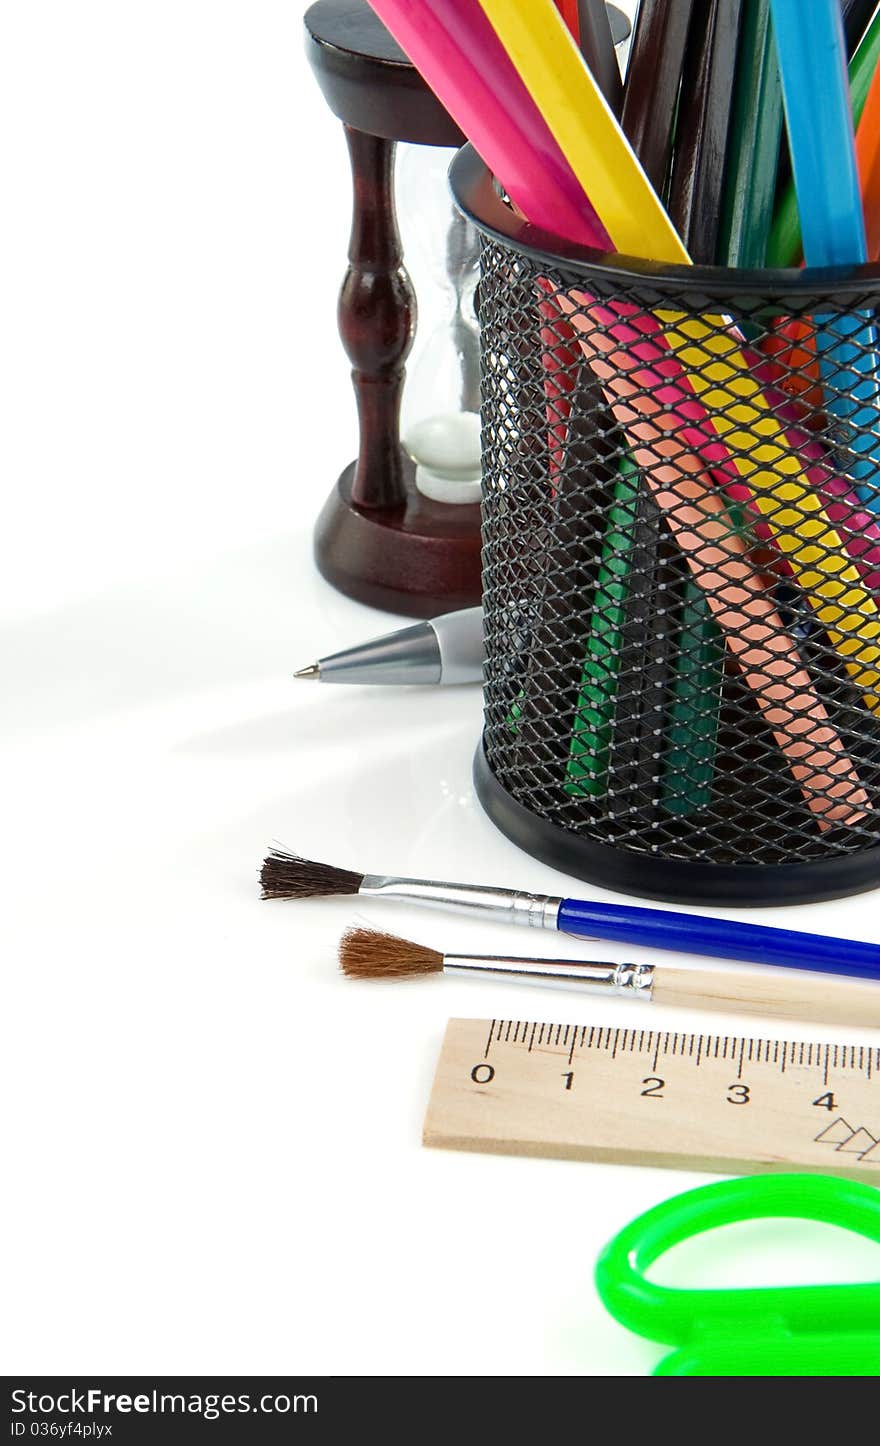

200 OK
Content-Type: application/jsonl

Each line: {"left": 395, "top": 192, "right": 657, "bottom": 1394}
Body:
{"left": 477, "top": 236, "right": 880, "bottom": 871}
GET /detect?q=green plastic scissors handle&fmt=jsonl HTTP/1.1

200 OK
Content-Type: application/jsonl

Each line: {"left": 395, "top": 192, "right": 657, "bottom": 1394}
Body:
{"left": 596, "top": 1174, "right": 880, "bottom": 1376}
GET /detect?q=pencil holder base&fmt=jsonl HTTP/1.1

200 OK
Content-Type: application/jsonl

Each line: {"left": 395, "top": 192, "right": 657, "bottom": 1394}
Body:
{"left": 473, "top": 742, "right": 880, "bottom": 907}
{"left": 314, "top": 459, "right": 482, "bottom": 618}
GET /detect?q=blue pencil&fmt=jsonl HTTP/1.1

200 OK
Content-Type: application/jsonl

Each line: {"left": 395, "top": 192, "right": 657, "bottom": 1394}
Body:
{"left": 769, "top": 0, "right": 880, "bottom": 513}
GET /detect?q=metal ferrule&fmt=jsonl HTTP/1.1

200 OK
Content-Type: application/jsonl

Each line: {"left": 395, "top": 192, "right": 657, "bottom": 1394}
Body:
{"left": 441, "top": 956, "right": 655, "bottom": 998}
{"left": 359, "top": 877, "right": 562, "bottom": 929}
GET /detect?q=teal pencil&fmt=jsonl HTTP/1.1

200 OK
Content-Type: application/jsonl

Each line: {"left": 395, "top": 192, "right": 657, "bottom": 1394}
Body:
{"left": 660, "top": 583, "right": 725, "bottom": 816}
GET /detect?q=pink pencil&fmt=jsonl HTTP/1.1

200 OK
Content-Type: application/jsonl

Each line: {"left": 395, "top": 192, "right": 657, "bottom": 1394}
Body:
{"left": 366, "top": 0, "right": 610, "bottom": 248}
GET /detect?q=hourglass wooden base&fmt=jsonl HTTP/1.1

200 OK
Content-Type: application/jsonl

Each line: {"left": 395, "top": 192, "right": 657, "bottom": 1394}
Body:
{"left": 306, "top": 0, "right": 482, "bottom": 618}
{"left": 314, "top": 458, "right": 482, "bottom": 617}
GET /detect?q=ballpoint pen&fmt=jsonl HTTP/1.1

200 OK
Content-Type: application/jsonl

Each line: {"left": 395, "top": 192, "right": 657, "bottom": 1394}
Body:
{"left": 294, "top": 606, "right": 484, "bottom": 686}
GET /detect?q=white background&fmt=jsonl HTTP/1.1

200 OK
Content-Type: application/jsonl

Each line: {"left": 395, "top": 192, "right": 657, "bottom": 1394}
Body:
{"left": 3, "top": 1, "right": 880, "bottom": 1378}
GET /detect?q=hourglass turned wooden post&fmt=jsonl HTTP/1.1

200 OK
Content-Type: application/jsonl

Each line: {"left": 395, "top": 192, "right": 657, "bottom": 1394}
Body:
{"left": 339, "top": 124, "right": 412, "bottom": 512}
{"left": 305, "top": 0, "right": 483, "bottom": 617}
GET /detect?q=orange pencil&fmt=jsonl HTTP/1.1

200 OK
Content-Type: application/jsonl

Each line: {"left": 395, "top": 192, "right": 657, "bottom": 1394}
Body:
{"left": 857, "top": 52, "right": 880, "bottom": 260}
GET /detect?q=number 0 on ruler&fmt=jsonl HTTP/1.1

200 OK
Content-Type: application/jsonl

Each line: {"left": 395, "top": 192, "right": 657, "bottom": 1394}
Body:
{"left": 423, "top": 1019, "right": 880, "bottom": 1179}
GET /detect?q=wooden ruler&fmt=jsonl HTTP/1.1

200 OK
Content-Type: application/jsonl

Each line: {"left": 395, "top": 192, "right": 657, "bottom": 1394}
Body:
{"left": 423, "top": 1018, "right": 880, "bottom": 1179}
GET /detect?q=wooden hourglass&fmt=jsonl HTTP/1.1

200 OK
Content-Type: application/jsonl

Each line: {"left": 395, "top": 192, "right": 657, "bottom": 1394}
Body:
{"left": 305, "top": 0, "right": 483, "bottom": 617}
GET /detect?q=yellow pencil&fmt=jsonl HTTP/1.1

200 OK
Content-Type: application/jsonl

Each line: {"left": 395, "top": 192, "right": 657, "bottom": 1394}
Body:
{"left": 476, "top": 0, "right": 689, "bottom": 264}
{"left": 478, "top": 0, "right": 880, "bottom": 710}
{"left": 659, "top": 317, "right": 880, "bottom": 706}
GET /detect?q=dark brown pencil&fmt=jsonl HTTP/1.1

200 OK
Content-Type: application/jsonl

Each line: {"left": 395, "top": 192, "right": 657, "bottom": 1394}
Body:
{"left": 577, "top": 0, "right": 623, "bottom": 113}
{"left": 620, "top": 0, "right": 696, "bottom": 194}
{"left": 667, "top": 0, "right": 745, "bottom": 265}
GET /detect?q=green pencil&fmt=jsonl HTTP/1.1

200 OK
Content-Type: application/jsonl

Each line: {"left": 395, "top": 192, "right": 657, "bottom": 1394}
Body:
{"left": 565, "top": 456, "right": 641, "bottom": 798}
{"left": 717, "top": 0, "right": 784, "bottom": 268}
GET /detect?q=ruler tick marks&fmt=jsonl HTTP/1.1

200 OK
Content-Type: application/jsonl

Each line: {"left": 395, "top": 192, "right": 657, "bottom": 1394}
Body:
{"left": 427, "top": 1020, "right": 880, "bottom": 1181}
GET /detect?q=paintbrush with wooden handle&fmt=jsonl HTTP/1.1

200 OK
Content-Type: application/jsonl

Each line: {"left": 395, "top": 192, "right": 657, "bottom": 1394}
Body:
{"left": 339, "top": 929, "right": 880, "bottom": 1029}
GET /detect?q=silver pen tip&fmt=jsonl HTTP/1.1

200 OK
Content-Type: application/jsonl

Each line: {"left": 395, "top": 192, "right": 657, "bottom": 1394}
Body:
{"left": 293, "top": 663, "right": 321, "bottom": 681}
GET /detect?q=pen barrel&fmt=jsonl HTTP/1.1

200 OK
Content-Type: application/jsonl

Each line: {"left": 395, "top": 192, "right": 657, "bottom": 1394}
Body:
{"left": 651, "top": 962, "right": 880, "bottom": 1027}
{"left": 442, "top": 956, "right": 654, "bottom": 997}
{"left": 557, "top": 899, "right": 880, "bottom": 981}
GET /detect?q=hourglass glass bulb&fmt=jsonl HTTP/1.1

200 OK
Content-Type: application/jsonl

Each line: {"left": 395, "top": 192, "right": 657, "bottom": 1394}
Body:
{"left": 398, "top": 146, "right": 482, "bottom": 505}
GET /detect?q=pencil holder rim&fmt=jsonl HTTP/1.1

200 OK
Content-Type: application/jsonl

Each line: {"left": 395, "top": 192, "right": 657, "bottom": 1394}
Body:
{"left": 450, "top": 144, "right": 880, "bottom": 303}
{"left": 473, "top": 743, "right": 880, "bottom": 907}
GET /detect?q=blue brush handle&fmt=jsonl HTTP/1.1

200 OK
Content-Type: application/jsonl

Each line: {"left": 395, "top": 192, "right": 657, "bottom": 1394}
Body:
{"left": 557, "top": 898, "right": 880, "bottom": 979}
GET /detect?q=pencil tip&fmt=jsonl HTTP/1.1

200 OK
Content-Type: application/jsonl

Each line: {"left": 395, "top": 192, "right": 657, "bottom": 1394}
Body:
{"left": 293, "top": 663, "right": 320, "bottom": 681}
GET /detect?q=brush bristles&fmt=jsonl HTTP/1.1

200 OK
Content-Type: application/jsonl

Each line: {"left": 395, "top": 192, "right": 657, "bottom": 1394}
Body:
{"left": 339, "top": 928, "right": 444, "bottom": 980}
{"left": 260, "top": 849, "right": 364, "bottom": 901}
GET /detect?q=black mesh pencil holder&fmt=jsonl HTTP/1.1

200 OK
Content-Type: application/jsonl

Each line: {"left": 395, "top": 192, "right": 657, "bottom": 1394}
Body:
{"left": 451, "top": 145, "right": 880, "bottom": 906}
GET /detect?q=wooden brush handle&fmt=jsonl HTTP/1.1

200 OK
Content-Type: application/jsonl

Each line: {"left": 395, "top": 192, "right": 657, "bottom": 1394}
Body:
{"left": 652, "top": 963, "right": 880, "bottom": 1028}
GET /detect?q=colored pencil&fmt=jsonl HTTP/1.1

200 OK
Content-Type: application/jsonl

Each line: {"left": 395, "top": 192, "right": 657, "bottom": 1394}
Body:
{"left": 365, "top": 0, "right": 610, "bottom": 249}
{"left": 667, "top": 0, "right": 745, "bottom": 264}
{"left": 769, "top": 0, "right": 880, "bottom": 512}
{"left": 766, "top": 4, "right": 880, "bottom": 265}
{"left": 620, "top": 0, "right": 696, "bottom": 195}
{"left": 577, "top": 0, "right": 623, "bottom": 113}
{"left": 558, "top": 311, "right": 870, "bottom": 828}
{"left": 717, "top": 0, "right": 784, "bottom": 268}
{"left": 856, "top": 32, "right": 880, "bottom": 258}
